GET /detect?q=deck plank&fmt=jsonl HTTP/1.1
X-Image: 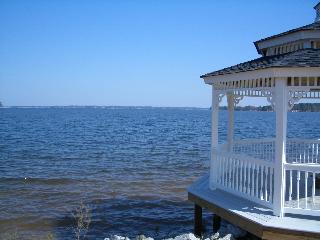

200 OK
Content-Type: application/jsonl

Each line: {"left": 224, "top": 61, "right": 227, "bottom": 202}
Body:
{"left": 188, "top": 174, "right": 320, "bottom": 240}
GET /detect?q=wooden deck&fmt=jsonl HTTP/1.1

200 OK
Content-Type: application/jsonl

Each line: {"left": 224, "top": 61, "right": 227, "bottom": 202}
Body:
{"left": 188, "top": 174, "right": 320, "bottom": 240}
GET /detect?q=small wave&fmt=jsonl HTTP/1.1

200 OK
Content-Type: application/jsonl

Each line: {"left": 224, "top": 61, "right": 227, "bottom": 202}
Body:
{"left": 0, "top": 177, "right": 78, "bottom": 185}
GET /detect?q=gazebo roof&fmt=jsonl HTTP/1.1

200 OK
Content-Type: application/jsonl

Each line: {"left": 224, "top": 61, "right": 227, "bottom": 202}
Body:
{"left": 254, "top": 21, "right": 320, "bottom": 48}
{"left": 201, "top": 48, "right": 320, "bottom": 78}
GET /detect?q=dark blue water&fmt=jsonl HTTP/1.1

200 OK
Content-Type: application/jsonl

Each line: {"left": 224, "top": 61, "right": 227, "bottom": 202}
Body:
{"left": 0, "top": 107, "right": 319, "bottom": 239}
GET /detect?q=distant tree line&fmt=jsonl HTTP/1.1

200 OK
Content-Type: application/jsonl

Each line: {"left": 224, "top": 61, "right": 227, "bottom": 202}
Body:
{"left": 219, "top": 103, "right": 320, "bottom": 112}
{"left": 291, "top": 103, "right": 320, "bottom": 112}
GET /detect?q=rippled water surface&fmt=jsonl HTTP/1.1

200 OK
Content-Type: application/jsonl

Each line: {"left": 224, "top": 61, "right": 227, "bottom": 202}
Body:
{"left": 0, "top": 107, "right": 319, "bottom": 239}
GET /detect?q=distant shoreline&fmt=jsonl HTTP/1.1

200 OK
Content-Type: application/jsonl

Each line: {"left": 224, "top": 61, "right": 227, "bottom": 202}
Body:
{"left": 1, "top": 103, "right": 320, "bottom": 112}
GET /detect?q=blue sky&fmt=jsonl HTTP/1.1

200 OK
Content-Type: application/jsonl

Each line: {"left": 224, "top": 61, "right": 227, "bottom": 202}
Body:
{"left": 0, "top": 0, "right": 318, "bottom": 107}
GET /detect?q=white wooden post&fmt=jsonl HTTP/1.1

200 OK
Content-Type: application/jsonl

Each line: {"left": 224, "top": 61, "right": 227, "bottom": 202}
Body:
{"left": 210, "top": 86, "right": 219, "bottom": 189}
{"left": 227, "top": 93, "right": 234, "bottom": 152}
{"left": 273, "top": 77, "right": 287, "bottom": 217}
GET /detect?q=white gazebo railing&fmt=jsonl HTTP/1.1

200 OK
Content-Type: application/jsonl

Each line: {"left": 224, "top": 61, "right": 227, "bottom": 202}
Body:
{"left": 213, "top": 138, "right": 320, "bottom": 216}
{"left": 215, "top": 149, "right": 275, "bottom": 208}
{"left": 284, "top": 163, "right": 320, "bottom": 216}
{"left": 286, "top": 139, "right": 320, "bottom": 164}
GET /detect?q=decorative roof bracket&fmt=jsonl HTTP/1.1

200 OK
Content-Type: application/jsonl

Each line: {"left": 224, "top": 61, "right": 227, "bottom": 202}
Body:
{"left": 233, "top": 95, "right": 244, "bottom": 107}
{"left": 288, "top": 89, "right": 310, "bottom": 110}
{"left": 261, "top": 90, "right": 275, "bottom": 109}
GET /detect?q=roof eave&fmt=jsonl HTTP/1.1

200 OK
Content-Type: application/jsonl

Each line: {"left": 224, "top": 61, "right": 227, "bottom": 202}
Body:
{"left": 253, "top": 41, "right": 262, "bottom": 55}
{"left": 201, "top": 67, "right": 320, "bottom": 85}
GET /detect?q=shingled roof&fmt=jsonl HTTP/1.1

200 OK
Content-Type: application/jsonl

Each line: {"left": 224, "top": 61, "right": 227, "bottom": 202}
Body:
{"left": 201, "top": 48, "right": 320, "bottom": 78}
{"left": 254, "top": 21, "right": 320, "bottom": 45}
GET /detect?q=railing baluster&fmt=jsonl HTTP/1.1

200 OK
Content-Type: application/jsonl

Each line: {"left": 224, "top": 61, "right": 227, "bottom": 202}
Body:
{"left": 315, "top": 143, "right": 318, "bottom": 163}
{"left": 305, "top": 171, "right": 308, "bottom": 209}
{"left": 218, "top": 156, "right": 221, "bottom": 184}
{"left": 248, "top": 162, "right": 251, "bottom": 196}
{"left": 230, "top": 158, "right": 233, "bottom": 188}
{"left": 255, "top": 164, "right": 259, "bottom": 199}
{"left": 264, "top": 166, "right": 268, "bottom": 201}
{"left": 221, "top": 157, "right": 225, "bottom": 186}
{"left": 228, "top": 158, "right": 232, "bottom": 188}
{"left": 225, "top": 157, "right": 228, "bottom": 187}
{"left": 229, "top": 158, "right": 231, "bottom": 187}
{"left": 224, "top": 157, "right": 227, "bottom": 187}
{"left": 226, "top": 157, "right": 229, "bottom": 187}
{"left": 312, "top": 143, "right": 315, "bottom": 164}
{"left": 232, "top": 158, "right": 236, "bottom": 189}
{"left": 218, "top": 156, "right": 221, "bottom": 185}
{"left": 244, "top": 161, "right": 247, "bottom": 193}
{"left": 236, "top": 160, "right": 239, "bottom": 191}
{"left": 251, "top": 163, "right": 255, "bottom": 196}
{"left": 289, "top": 170, "right": 293, "bottom": 201}
{"left": 240, "top": 161, "right": 243, "bottom": 193}
{"left": 312, "top": 172, "right": 315, "bottom": 204}
{"left": 295, "top": 142, "right": 298, "bottom": 163}
{"left": 297, "top": 171, "right": 301, "bottom": 208}
{"left": 271, "top": 168, "right": 274, "bottom": 203}
{"left": 268, "top": 167, "right": 271, "bottom": 201}
{"left": 260, "top": 165, "right": 263, "bottom": 200}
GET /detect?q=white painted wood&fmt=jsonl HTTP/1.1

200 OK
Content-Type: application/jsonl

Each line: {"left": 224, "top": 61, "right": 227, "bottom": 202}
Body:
{"left": 264, "top": 166, "right": 268, "bottom": 201}
{"left": 273, "top": 77, "right": 288, "bottom": 217}
{"left": 255, "top": 164, "right": 259, "bottom": 199}
{"left": 260, "top": 166, "right": 263, "bottom": 200}
{"left": 227, "top": 93, "right": 234, "bottom": 152}
{"left": 312, "top": 173, "right": 316, "bottom": 203}
{"left": 213, "top": 137, "right": 320, "bottom": 216}
{"left": 215, "top": 151, "right": 275, "bottom": 207}
{"left": 289, "top": 170, "right": 293, "bottom": 201}
{"left": 297, "top": 171, "right": 301, "bottom": 208}
{"left": 210, "top": 86, "right": 219, "bottom": 189}
{"left": 284, "top": 163, "right": 320, "bottom": 171}
{"left": 189, "top": 175, "right": 320, "bottom": 232}
{"left": 203, "top": 67, "right": 320, "bottom": 84}
{"left": 305, "top": 172, "right": 308, "bottom": 209}
{"left": 284, "top": 207, "right": 320, "bottom": 217}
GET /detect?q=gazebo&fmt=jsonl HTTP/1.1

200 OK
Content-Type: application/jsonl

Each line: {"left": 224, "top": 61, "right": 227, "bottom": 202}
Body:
{"left": 188, "top": 3, "right": 320, "bottom": 240}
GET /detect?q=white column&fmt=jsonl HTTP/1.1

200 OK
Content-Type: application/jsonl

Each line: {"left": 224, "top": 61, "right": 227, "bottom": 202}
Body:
{"left": 227, "top": 93, "right": 234, "bottom": 152}
{"left": 273, "top": 77, "right": 287, "bottom": 217}
{"left": 210, "top": 86, "right": 219, "bottom": 189}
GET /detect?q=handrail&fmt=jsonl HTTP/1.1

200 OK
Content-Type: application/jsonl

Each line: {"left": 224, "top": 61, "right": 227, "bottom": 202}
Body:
{"left": 218, "top": 138, "right": 320, "bottom": 147}
{"left": 217, "top": 151, "right": 274, "bottom": 168}
{"left": 287, "top": 138, "right": 320, "bottom": 143}
{"left": 232, "top": 138, "right": 275, "bottom": 144}
{"left": 284, "top": 163, "right": 320, "bottom": 171}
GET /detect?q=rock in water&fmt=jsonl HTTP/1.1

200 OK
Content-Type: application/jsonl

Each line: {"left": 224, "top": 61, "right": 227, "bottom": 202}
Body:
{"left": 220, "top": 233, "right": 235, "bottom": 240}
{"left": 165, "top": 233, "right": 199, "bottom": 240}
{"left": 210, "top": 232, "right": 220, "bottom": 240}
{"left": 104, "top": 235, "right": 130, "bottom": 240}
{"left": 136, "top": 235, "right": 154, "bottom": 240}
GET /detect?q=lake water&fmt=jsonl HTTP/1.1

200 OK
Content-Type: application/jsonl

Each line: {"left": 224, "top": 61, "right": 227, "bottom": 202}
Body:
{"left": 0, "top": 107, "right": 319, "bottom": 239}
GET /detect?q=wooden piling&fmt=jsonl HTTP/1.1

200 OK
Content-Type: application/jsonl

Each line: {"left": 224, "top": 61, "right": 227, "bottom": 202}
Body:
{"left": 213, "top": 214, "right": 221, "bottom": 232}
{"left": 194, "top": 204, "right": 202, "bottom": 237}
